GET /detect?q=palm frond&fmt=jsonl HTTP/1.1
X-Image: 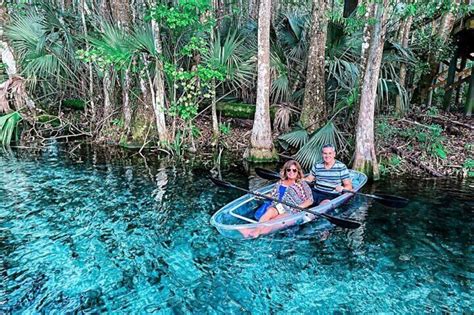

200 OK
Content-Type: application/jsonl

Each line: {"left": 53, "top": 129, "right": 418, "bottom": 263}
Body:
{"left": 6, "top": 12, "right": 45, "bottom": 59}
{"left": 131, "top": 25, "right": 157, "bottom": 56}
{"left": 278, "top": 123, "right": 309, "bottom": 150}
{"left": 204, "top": 31, "right": 255, "bottom": 91}
{"left": 276, "top": 10, "right": 310, "bottom": 61}
{"left": 89, "top": 22, "right": 135, "bottom": 68}
{"left": 6, "top": 8, "right": 81, "bottom": 92}
{"left": 293, "top": 121, "right": 346, "bottom": 169}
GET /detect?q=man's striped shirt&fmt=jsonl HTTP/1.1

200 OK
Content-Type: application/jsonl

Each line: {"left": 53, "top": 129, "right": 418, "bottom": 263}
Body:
{"left": 310, "top": 160, "right": 350, "bottom": 192}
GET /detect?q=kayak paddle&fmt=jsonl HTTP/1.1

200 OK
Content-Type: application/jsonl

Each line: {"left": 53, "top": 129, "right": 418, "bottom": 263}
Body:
{"left": 254, "top": 167, "right": 409, "bottom": 208}
{"left": 210, "top": 177, "right": 361, "bottom": 229}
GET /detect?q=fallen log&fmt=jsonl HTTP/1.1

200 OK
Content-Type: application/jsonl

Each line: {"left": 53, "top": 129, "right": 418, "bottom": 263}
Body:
{"left": 430, "top": 115, "right": 473, "bottom": 131}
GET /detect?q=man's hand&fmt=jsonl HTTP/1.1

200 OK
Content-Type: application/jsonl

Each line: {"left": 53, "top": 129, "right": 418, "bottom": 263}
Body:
{"left": 335, "top": 185, "right": 344, "bottom": 193}
{"left": 303, "top": 174, "right": 315, "bottom": 183}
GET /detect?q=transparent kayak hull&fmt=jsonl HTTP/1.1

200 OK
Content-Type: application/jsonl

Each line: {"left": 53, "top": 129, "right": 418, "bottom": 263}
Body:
{"left": 210, "top": 170, "right": 368, "bottom": 239}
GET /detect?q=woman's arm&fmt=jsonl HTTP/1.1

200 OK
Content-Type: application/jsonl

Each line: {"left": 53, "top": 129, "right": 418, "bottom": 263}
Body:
{"left": 298, "top": 199, "right": 313, "bottom": 209}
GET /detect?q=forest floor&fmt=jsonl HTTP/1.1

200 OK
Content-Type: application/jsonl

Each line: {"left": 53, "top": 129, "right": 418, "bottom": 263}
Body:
{"left": 193, "top": 111, "right": 474, "bottom": 178}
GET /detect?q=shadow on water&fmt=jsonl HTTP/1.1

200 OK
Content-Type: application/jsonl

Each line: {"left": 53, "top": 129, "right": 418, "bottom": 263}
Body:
{"left": 0, "top": 143, "right": 472, "bottom": 313}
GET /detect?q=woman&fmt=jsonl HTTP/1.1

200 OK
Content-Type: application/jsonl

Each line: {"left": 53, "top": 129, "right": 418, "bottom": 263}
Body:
{"left": 242, "top": 160, "right": 314, "bottom": 238}
{"left": 257, "top": 160, "right": 314, "bottom": 222}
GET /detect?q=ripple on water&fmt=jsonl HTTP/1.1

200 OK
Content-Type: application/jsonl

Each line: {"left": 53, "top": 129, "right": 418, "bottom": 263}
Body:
{"left": 1, "top": 150, "right": 473, "bottom": 313}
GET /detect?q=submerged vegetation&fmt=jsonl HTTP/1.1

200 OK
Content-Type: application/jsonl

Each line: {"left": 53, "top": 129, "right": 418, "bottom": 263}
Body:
{"left": 0, "top": 0, "right": 472, "bottom": 177}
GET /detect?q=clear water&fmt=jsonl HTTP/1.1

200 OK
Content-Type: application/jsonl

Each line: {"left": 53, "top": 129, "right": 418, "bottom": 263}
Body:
{"left": 1, "top": 145, "right": 473, "bottom": 313}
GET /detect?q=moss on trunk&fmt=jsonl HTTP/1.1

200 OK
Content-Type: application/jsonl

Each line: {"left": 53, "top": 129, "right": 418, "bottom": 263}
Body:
{"left": 247, "top": 147, "right": 278, "bottom": 162}
{"left": 353, "top": 160, "right": 380, "bottom": 181}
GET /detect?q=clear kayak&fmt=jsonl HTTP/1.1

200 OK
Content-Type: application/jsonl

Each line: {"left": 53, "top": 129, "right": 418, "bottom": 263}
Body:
{"left": 210, "top": 170, "right": 368, "bottom": 239}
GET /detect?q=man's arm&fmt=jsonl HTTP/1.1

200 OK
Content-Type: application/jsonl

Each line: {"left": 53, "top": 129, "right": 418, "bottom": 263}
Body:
{"left": 334, "top": 179, "right": 352, "bottom": 192}
{"left": 303, "top": 174, "right": 315, "bottom": 183}
{"left": 304, "top": 164, "right": 317, "bottom": 183}
{"left": 342, "top": 178, "right": 352, "bottom": 191}
{"left": 335, "top": 164, "right": 352, "bottom": 192}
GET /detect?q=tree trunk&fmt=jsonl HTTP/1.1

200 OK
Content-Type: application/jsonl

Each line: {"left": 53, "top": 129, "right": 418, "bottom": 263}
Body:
{"left": 412, "top": 1, "right": 458, "bottom": 106}
{"left": 466, "top": 69, "right": 474, "bottom": 117}
{"left": 353, "top": 0, "right": 389, "bottom": 180}
{"left": 102, "top": 67, "right": 114, "bottom": 127}
{"left": 100, "top": 0, "right": 114, "bottom": 130}
{"left": 210, "top": 33, "right": 219, "bottom": 143}
{"left": 359, "top": 0, "right": 375, "bottom": 80}
{"left": 249, "top": 0, "right": 259, "bottom": 20}
{"left": 395, "top": 15, "right": 413, "bottom": 114}
{"left": 122, "top": 69, "right": 132, "bottom": 133}
{"left": 0, "top": 3, "right": 35, "bottom": 114}
{"left": 151, "top": 20, "right": 170, "bottom": 144}
{"left": 110, "top": 0, "right": 132, "bottom": 134}
{"left": 80, "top": 0, "right": 95, "bottom": 122}
{"left": 209, "top": 5, "right": 219, "bottom": 142}
{"left": 249, "top": 0, "right": 276, "bottom": 162}
{"left": 300, "top": 0, "right": 328, "bottom": 133}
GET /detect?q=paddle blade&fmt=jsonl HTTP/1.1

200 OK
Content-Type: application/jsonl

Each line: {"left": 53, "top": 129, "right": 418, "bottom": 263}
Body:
{"left": 209, "top": 177, "right": 234, "bottom": 189}
{"left": 255, "top": 167, "right": 280, "bottom": 181}
{"left": 321, "top": 213, "right": 361, "bottom": 229}
{"left": 373, "top": 194, "right": 409, "bottom": 208}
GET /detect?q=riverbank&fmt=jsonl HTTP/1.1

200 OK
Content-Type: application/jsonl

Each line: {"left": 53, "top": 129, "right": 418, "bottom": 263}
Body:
{"left": 191, "top": 111, "right": 473, "bottom": 178}
{"left": 12, "top": 111, "right": 472, "bottom": 178}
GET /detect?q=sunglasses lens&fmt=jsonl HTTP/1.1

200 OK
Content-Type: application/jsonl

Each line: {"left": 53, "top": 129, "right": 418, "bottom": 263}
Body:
{"left": 286, "top": 168, "right": 297, "bottom": 173}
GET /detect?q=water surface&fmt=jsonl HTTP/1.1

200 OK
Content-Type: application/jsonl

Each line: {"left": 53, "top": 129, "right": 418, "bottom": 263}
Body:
{"left": 1, "top": 145, "right": 472, "bottom": 313}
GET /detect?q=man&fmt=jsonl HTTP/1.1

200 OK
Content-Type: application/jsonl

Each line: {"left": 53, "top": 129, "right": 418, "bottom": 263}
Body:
{"left": 304, "top": 144, "right": 353, "bottom": 205}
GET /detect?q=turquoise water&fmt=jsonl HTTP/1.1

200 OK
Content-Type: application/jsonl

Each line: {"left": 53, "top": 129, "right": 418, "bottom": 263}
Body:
{"left": 1, "top": 146, "right": 473, "bottom": 313}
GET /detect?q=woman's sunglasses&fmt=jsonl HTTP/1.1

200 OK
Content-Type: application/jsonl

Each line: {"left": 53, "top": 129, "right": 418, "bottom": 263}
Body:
{"left": 286, "top": 168, "right": 298, "bottom": 173}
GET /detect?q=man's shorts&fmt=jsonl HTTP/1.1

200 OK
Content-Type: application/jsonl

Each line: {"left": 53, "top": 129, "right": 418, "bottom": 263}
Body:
{"left": 311, "top": 189, "right": 339, "bottom": 205}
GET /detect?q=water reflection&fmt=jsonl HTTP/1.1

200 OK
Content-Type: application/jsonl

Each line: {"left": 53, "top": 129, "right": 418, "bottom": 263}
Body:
{"left": 0, "top": 145, "right": 472, "bottom": 313}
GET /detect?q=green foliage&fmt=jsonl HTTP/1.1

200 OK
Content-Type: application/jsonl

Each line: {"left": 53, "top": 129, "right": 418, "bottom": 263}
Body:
{"left": 219, "top": 122, "right": 231, "bottom": 135}
{"left": 0, "top": 112, "right": 22, "bottom": 146}
{"left": 6, "top": 7, "right": 80, "bottom": 93}
{"left": 149, "top": 0, "right": 213, "bottom": 31}
{"left": 77, "top": 22, "right": 135, "bottom": 71}
{"left": 204, "top": 31, "right": 255, "bottom": 92}
{"left": 379, "top": 154, "right": 403, "bottom": 176}
{"left": 427, "top": 105, "right": 440, "bottom": 117}
{"left": 112, "top": 118, "right": 124, "bottom": 127}
{"left": 463, "top": 159, "right": 474, "bottom": 177}
{"left": 399, "top": 124, "right": 448, "bottom": 159}
{"left": 191, "top": 125, "right": 201, "bottom": 138}
{"left": 278, "top": 123, "right": 309, "bottom": 151}
{"left": 279, "top": 121, "right": 346, "bottom": 169}
{"left": 37, "top": 114, "right": 60, "bottom": 127}
{"left": 171, "top": 130, "right": 183, "bottom": 156}
{"left": 62, "top": 99, "right": 85, "bottom": 110}
{"left": 0, "top": 63, "right": 7, "bottom": 82}
{"left": 166, "top": 64, "right": 221, "bottom": 121}
{"left": 376, "top": 118, "right": 398, "bottom": 139}
{"left": 181, "top": 37, "right": 208, "bottom": 57}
